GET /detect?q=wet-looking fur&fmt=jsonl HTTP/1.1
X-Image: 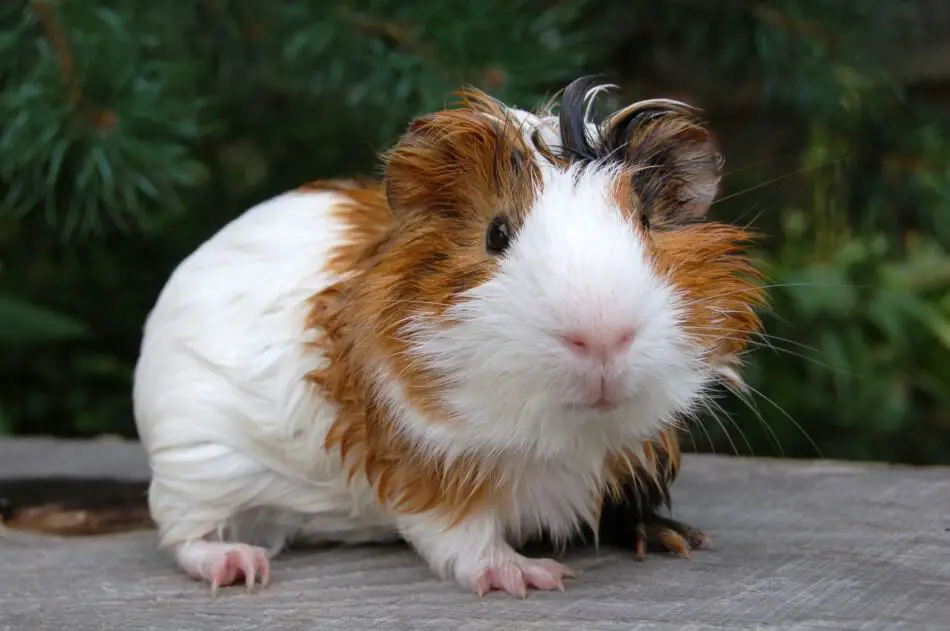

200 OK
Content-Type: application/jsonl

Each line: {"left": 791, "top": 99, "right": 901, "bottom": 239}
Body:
{"left": 305, "top": 77, "right": 765, "bottom": 557}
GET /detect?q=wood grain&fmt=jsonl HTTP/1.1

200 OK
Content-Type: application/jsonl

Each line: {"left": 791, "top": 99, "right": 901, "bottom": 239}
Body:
{"left": 1, "top": 438, "right": 948, "bottom": 630}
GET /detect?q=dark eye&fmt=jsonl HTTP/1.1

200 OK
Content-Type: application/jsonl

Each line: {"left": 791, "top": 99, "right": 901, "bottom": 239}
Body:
{"left": 485, "top": 216, "right": 512, "bottom": 254}
{"left": 639, "top": 210, "right": 650, "bottom": 230}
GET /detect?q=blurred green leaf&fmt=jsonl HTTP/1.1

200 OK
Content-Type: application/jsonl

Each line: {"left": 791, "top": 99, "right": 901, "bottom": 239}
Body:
{"left": 782, "top": 264, "right": 858, "bottom": 319}
{"left": 0, "top": 294, "right": 90, "bottom": 345}
{"left": 895, "top": 297, "right": 950, "bottom": 353}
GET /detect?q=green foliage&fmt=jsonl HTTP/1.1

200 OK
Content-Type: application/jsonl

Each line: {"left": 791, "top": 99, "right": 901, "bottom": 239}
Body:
{"left": 0, "top": 293, "right": 88, "bottom": 345}
{"left": 1, "top": 0, "right": 948, "bottom": 463}
{"left": 705, "top": 105, "right": 950, "bottom": 463}
{"left": 728, "top": 225, "right": 950, "bottom": 463}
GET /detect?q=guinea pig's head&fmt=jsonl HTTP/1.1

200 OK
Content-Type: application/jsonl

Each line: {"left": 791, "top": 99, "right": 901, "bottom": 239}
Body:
{"left": 366, "top": 77, "right": 765, "bottom": 456}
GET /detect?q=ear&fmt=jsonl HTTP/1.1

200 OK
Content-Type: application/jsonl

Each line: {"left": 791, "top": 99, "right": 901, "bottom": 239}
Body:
{"left": 383, "top": 110, "right": 502, "bottom": 219}
{"left": 658, "top": 125, "right": 723, "bottom": 221}
{"left": 605, "top": 101, "right": 724, "bottom": 223}
{"left": 382, "top": 113, "right": 440, "bottom": 216}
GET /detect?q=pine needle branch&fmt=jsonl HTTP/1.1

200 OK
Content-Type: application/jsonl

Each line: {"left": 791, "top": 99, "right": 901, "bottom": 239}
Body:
{"left": 30, "top": 0, "right": 80, "bottom": 106}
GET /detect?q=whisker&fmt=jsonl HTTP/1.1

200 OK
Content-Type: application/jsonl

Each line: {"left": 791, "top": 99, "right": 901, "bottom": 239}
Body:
{"left": 722, "top": 380, "right": 787, "bottom": 458}
{"left": 685, "top": 323, "right": 818, "bottom": 352}
{"left": 730, "top": 203, "right": 768, "bottom": 232}
{"left": 738, "top": 382, "right": 823, "bottom": 459}
{"left": 747, "top": 341, "right": 852, "bottom": 375}
{"left": 685, "top": 328, "right": 854, "bottom": 376}
{"left": 700, "top": 399, "right": 740, "bottom": 457}
{"left": 715, "top": 148, "right": 826, "bottom": 184}
{"left": 707, "top": 395, "right": 756, "bottom": 457}
{"left": 683, "top": 421, "right": 699, "bottom": 455}
{"left": 688, "top": 410, "right": 718, "bottom": 456}
{"left": 677, "top": 281, "right": 866, "bottom": 309}
{"left": 713, "top": 156, "right": 850, "bottom": 206}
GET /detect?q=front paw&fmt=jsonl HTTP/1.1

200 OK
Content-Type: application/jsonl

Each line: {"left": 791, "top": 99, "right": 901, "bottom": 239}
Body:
{"left": 467, "top": 554, "right": 575, "bottom": 598}
{"left": 398, "top": 512, "right": 576, "bottom": 598}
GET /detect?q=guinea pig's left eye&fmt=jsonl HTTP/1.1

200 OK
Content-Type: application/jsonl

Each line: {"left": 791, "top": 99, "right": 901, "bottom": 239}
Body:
{"left": 485, "top": 215, "right": 512, "bottom": 254}
{"left": 639, "top": 210, "right": 650, "bottom": 230}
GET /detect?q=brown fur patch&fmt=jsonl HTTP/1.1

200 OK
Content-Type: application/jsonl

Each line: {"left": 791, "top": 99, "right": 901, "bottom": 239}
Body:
{"left": 383, "top": 88, "right": 542, "bottom": 225}
{"left": 308, "top": 265, "right": 508, "bottom": 525}
{"left": 312, "top": 310, "right": 504, "bottom": 525}
{"left": 651, "top": 223, "right": 766, "bottom": 362}
{"left": 296, "top": 177, "right": 395, "bottom": 276}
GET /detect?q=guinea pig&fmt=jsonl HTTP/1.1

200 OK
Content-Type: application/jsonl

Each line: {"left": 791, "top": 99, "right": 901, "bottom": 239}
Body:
{"left": 132, "top": 76, "right": 765, "bottom": 598}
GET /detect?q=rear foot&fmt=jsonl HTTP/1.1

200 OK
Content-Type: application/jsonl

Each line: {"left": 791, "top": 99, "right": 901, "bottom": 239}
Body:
{"left": 632, "top": 513, "right": 710, "bottom": 561}
{"left": 595, "top": 446, "right": 711, "bottom": 561}
{"left": 176, "top": 541, "right": 271, "bottom": 596}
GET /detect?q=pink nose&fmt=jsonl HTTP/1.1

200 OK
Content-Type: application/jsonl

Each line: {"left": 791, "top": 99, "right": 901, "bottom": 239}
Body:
{"left": 559, "top": 327, "right": 636, "bottom": 363}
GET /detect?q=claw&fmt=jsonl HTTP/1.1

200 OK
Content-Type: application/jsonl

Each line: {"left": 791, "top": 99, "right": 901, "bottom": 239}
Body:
{"left": 259, "top": 551, "right": 272, "bottom": 587}
{"left": 656, "top": 528, "right": 691, "bottom": 558}
{"left": 176, "top": 541, "right": 271, "bottom": 597}
{"left": 689, "top": 530, "right": 712, "bottom": 550}
{"left": 474, "top": 568, "right": 492, "bottom": 597}
{"left": 467, "top": 555, "right": 574, "bottom": 598}
{"left": 630, "top": 514, "right": 709, "bottom": 561}
{"left": 634, "top": 522, "right": 647, "bottom": 561}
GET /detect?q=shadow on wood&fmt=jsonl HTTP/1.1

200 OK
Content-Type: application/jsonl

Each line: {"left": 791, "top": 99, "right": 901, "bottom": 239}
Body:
{"left": 0, "top": 477, "right": 153, "bottom": 536}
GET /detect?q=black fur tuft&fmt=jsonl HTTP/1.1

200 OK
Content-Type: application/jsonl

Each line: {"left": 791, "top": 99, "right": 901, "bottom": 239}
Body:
{"left": 556, "top": 75, "right": 605, "bottom": 163}
{"left": 552, "top": 75, "right": 704, "bottom": 169}
{"left": 544, "top": 76, "right": 722, "bottom": 225}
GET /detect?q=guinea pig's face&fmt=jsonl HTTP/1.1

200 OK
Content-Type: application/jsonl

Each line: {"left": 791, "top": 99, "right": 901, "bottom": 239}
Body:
{"left": 376, "top": 80, "right": 764, "bottom": 454}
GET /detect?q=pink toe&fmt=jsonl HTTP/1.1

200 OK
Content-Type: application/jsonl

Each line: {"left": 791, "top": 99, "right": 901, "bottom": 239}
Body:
{"left": 240, "top": 556, "right": 257, "bottom": 590}
{"left": 473, "top": 568, "right": 492, "bottom": 597}
{"left": 537, "top": 558, "right": 574, "bottom": 578}
{"left": 217, "top": 561, "right": 237, "bottom": 586}
{"left": 257, "top": 552, "right": 272, "bottom": 587}
{"left": 496, "top": 564, "right": 526, "bottom": 598}
{"left": 524, "top": 570, "right": 561, "bottom": 591}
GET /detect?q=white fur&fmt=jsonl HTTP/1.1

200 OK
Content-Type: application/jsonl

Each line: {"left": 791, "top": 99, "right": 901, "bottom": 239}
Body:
{"left": 133, "top": 189, "right": 397, "bottom": 555}
{"left": 133, "top": 96, "right": 723, "bottom": 592}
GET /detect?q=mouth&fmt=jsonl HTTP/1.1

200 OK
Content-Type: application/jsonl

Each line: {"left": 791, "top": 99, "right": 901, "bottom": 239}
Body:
{"left": 589, "top": 397, "right": 620, "bottom": 412}
{"left": 563, "top": 396, "right": 623, "bottom": 414}
{"left": 569, "top": 375, "right": 624, "bottom": 413}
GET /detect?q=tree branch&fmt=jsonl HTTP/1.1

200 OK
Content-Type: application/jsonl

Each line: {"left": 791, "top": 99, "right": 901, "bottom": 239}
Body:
{"left": 31, "top": 0, "right": 81, "bottom": 105}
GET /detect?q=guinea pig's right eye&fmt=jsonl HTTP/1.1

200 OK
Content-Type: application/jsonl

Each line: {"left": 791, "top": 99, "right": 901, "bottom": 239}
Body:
{"left": 485, "top": 215, "right": 512, "bottom": 255}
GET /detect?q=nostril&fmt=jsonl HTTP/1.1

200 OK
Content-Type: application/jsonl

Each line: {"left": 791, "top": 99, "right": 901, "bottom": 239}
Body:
{"left": 614, "top": 328, "right": 636, "bottom": 352}
{"left": 561, "top": 333, "right": 591, "bottom": 355}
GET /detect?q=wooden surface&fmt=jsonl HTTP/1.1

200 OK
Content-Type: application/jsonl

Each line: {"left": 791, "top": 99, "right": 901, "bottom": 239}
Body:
{"left": 1, "top": 437, "right": 948, "bottom": 631}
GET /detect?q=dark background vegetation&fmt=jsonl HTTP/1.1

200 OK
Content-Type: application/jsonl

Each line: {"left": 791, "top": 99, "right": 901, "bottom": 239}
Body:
{"left": 2, "top": 1, "right": 949, "bottom": 464}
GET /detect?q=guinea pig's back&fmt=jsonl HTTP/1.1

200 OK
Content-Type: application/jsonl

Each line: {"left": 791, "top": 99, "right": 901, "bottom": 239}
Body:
{"left": 132, "top": 186, "right": 379, "bottom": 545}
